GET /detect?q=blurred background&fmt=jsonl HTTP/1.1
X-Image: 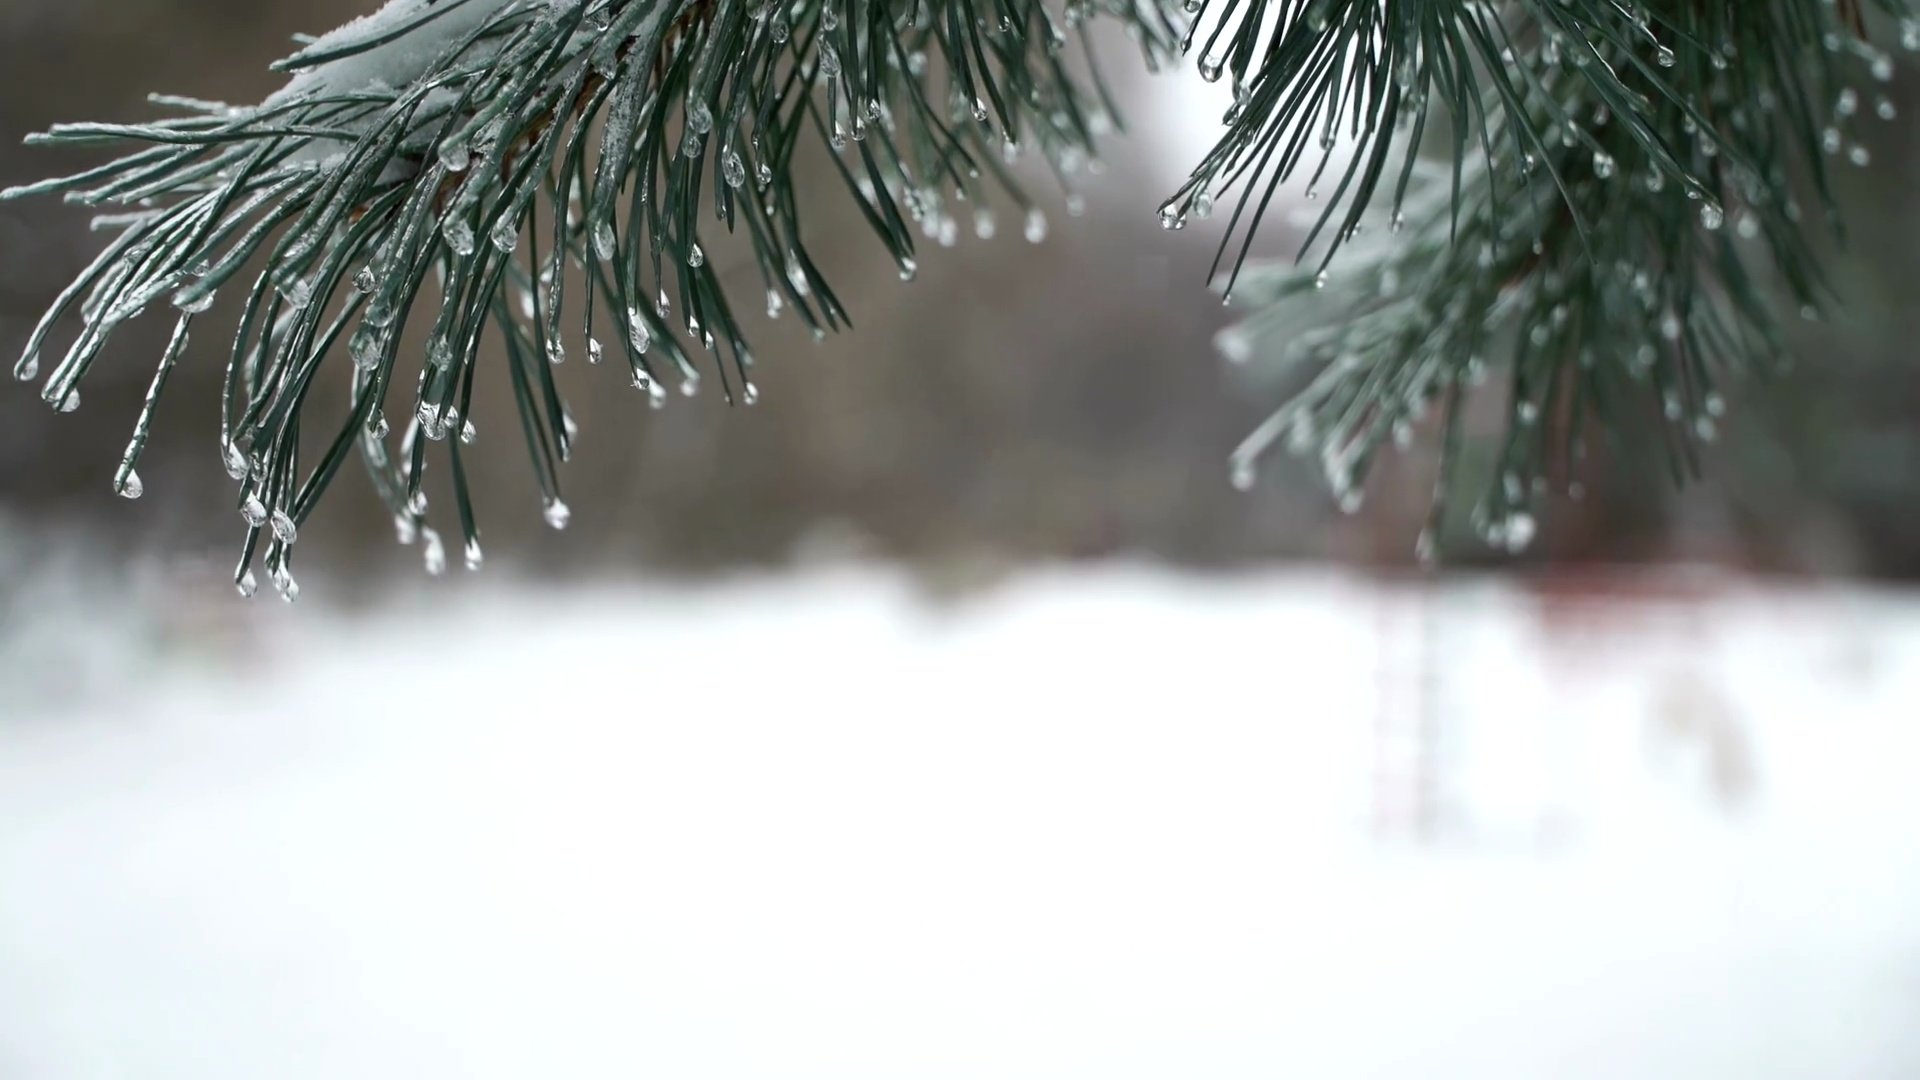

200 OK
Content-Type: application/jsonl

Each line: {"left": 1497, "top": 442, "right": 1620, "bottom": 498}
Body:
{"left": 3, "top": 2, "right": 1919, "bottom": 1077}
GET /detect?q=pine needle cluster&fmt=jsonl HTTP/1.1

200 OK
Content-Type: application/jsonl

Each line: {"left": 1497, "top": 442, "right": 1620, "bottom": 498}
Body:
{"left": 6, "top": 0, "right": 1914, "bottom": 591}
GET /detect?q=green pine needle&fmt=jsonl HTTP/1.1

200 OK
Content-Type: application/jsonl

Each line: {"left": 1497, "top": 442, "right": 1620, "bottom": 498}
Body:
{"left": 6, "top": 0, "right": 1915, "bottom": 592}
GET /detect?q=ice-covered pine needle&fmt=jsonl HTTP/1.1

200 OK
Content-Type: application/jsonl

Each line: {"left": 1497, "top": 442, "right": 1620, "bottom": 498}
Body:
{"left": 10, "top": 0, "right": 1919, "bottom": 588}
{"left": 6, "top": 0, "right": 1174, "bottom": 597}
{"left": 1194, "top": 1, "right": 1916, "bottom": 557}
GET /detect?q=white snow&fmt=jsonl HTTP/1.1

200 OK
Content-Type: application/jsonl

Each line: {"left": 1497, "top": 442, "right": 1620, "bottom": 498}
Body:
{"left": 1, "top": 566, "right": 1917, "bottom": 1078}
{"left": 269, "top": 0, "right": 522, "bottom": 107}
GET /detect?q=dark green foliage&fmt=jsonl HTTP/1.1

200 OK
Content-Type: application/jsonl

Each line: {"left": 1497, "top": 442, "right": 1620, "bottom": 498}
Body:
{"left": 6, "top": 0, "right": 1916, "bottom": 589}
{"left": 1202, "top": 0, "right": 1916, "bottom": 553}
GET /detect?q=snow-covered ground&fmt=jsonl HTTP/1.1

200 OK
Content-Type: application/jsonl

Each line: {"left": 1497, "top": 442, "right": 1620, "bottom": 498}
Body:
{"left": 2, "top": 566, "right": 1917, "bottom": 1078}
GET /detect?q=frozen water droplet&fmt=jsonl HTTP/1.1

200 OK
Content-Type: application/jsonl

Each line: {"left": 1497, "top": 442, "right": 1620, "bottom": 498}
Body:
{"left": 1655, "top": 45, "right": 1676, "bottom": 67}
{"left": 743, "top": 381, "right": 760, "bottom": 405}
{"left": 459, "top": 418, "right": 476, "bottom": 445}
{"left": 543, "top": 498, "right": 572, "bottom": 531}
{"left": 1699, "top": 202, "right": 1724, "bottom": 230}
{"left": 353, "top": 266, "right": 377, "bottom": 294}
{"left": 278, "top": 276, "right": 313, "bottom": 309}
{"left": 351, "top": 329, "right": 383, "bottom": 370}
{"left": 587, "top": 338, "right": 604, "bottom": 365}
{"left": 1023, "top": 208, "right": 1048, "bottom": 243}
{"left": 272, "top": 564, "right": 300, "bottom": 602}
{"left": 1215, "top": 328, "right": 1252, "bottom": 365}
{"left": 464, "top": 538, "right": 484, "bottom": 571}
{"left": 421, "top": 529, "right": 446, "bottom": 576}
{"left": 270, "top": 508, "right": 298, "bottom": 544}
{"left": 723, "top": 151, "right": 747, "bottom": 189}
{"left": 687, "top": 98, "right": 713, "bottom": 134}
{"left": 115, "top": 469, "right": 144, "bottom": 500}
{"left": 689, "top": 243, "right": 705, "bottom": 268}
{"left": 898, "top": 257, "right": 917, "bottom": 281}
{"left": 627, "top": 308, "right": 653, "bottom": 353}
{"left": 1230, "top": 458, "right": 1257, "bottom": 491}
{"left": 241, "top": 495, "right": 267, "bottom": 527}
{"left": 367, "top": 412, "right": 390, "bottom": 440}
{"left": 1504, "top": 512, "right": 1537, "bottom": 552}
{"left": 236, "top": 570, "right": 257, "bottom": 599}
{"left": 173, "top": 287, "right": 215, "bottom": 314}
{"left": 592, "top": 220, "right": 617, "bottom": 260}
{"left": 15, "top": 352, "right": 39, "bottom": 381}
{"left": 443, "top": 218, "right": 475, "bottom": 256}
{"left": 222, "top": 442, "right": 249, "bottom": 479}
{"left": 489, "top": 216, "right": 520, "bottom": 253}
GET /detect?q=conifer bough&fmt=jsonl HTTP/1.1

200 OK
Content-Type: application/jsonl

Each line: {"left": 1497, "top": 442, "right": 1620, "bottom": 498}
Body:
{"left": 6, "top": 0, "right": 1914, "bottom": 595}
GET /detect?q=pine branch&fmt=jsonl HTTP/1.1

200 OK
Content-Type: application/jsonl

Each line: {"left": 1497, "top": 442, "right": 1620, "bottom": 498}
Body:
{"left": 7, "top": 0, "right": 1917, "bottom": 591}
{"left": 5, "top": 0, "right": 1175, "bottom": 596}
{"left": 1205, "top": 0, "right": 1918, "bottom": 556}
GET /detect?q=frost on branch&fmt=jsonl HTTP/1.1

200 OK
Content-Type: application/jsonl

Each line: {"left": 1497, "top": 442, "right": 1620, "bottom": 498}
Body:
{"left": 11, "top": 0, "right": 1918, "bottom": 590}
{"left": 1198, "top": 0, "right": 1917, "bottom": 558}
{"left": 7, "top": 0, "right": 1174, "bottom": 597}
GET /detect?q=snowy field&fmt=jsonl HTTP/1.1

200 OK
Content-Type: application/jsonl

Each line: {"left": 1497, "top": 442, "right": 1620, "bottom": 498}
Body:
{"left": 2, "top": 566, "right": 1918, "bottom": 1078}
